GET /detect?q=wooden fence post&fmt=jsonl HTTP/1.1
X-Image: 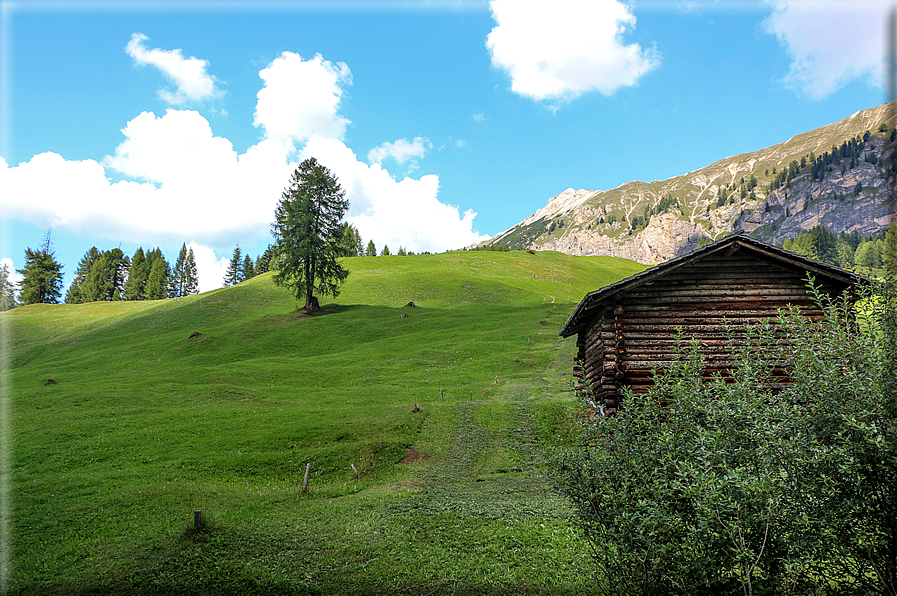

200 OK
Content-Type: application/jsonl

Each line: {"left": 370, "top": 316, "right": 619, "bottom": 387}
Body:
{"left": 302, "top": 463, "right": 311, "bottom": 493}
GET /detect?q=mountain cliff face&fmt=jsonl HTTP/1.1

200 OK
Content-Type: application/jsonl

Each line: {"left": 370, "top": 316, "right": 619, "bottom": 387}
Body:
{"left": 488, "top": 102, "right": 897, "bottom": 264}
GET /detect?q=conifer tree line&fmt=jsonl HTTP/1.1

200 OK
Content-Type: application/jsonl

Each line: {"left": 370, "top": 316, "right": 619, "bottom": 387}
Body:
{"left": 783, "top": 223, "right": 897, "bottom": 276}
{"left": 221, "top": 244, "right": 275, "bottom": 286}
{"left": 64, "top": 243, "right": 200, "bottom": 304}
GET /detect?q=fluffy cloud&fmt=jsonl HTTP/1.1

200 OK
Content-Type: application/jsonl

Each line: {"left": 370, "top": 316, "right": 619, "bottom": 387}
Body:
{"left": 187, "top": 241, "right": 230, "bottom": 294}
{"left": 254, "top": 51, "right": 352, "bottom": 143}
{"left": 1, "top": 45, "right": 486, "bottom": 291}
{"left": 0, "top": 258, "right": 24, "bottom": 286}
{"left": 486, "top": 0, "right": 660, "bottom": 103}
{"left": 2, "top": 110, "right": 293, "bottom": 244}
{"left": 303, "top": 137, "right": 488, "bottom": 253}
{"left": 764, "top": 0, "right": 890, "bottom": 98}
{"left": 126, "top": 33, "right": 223, "bottom": 104}
{"left": 367, "top": 137, "right": 432, "bottom": 166}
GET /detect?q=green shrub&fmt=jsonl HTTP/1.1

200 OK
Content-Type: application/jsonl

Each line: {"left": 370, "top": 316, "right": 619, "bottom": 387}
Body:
{"left": 552, "top": 279, "right": 897, "bottom": 596}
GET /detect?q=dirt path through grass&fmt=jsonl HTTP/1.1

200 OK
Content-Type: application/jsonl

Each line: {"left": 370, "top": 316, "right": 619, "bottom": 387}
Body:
{"left": 387, "top": 304, "right": 576, "bottom": 522}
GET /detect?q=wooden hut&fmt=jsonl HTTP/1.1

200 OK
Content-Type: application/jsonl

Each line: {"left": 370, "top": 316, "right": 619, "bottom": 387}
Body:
{"left": 559, "top": 232, "right": 864, "bottom": 414}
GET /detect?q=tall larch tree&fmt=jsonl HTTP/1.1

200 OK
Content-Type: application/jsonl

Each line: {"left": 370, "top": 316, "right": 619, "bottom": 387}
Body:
{"left": 271, "top": 157, "right": 349, "bottom": 312}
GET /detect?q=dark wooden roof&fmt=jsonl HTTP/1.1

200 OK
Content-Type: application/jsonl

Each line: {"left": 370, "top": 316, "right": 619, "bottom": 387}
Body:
{"left": 560, "top": 232, "right": 865, "bottom": 338}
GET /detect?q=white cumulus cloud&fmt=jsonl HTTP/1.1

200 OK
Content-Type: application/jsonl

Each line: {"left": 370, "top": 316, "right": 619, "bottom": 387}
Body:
{"left": 1, "top": 44, "right": 487, "bottom": 292}
{"left": 764, "top": 0, "right": 890, "bottom": 98}
{"left": 367, "top": 137, "right": 432, "bottom": 166}
{"left": 254, "top": 51, "right": 352, "bottom": 143}
{"left": 1, "top": 110, "right": 294, "bottom": 245}
{"left": 0, "top": 258, "right": 24, "bottom": 286}
{"left": 302, "top": 137, "right": 489, "bottom": 253}
{"left": 486, "top": 0, "right": 660, "bottom": 103}
{"left": 187, "top": 241, "right": 231, "bottom": 294}
{"left": 126, "top": 33, "right": 223, "bottom": 105}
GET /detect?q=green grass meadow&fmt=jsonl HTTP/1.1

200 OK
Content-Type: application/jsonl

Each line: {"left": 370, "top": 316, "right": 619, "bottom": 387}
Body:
{"left": 2, "top": 250, "right": 644, "bottom": 594}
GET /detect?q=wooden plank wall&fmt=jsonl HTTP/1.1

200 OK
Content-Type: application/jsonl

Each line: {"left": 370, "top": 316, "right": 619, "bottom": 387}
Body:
{"left": 579, "top": 253, "right": 833, "bottom": 414}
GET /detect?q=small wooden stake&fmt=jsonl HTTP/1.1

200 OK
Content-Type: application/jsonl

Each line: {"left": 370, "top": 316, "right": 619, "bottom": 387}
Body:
{"left": 351, "top": 464, "right": 359, "bottom": 478}
{"left": 193, "top": 510, "right": 202, "bottom": 528}
{"left": 412, "top": 401, "right": 419, "bottom": 412}
{"left": 302, "top": 463, "right": 311, "bottom": 493}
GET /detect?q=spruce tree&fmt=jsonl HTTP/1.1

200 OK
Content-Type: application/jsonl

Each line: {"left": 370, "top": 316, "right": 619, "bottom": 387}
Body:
{"left": 65, "top": 247, "right": 101, "bottom": 304}
{"left": 145, "top": 254, "right": 170, "bottom": 300}
{"left": 255, "top": 245, "right": 274, "bottom": 275}
{"left": 223, "top": 244, "right": 243, "bottom": 286}
{"left": 271, "top": 157, "right": 349, "bottom": 312}
{"left": 170, "top": 243, "right": 189, "bottom": 298}
{"left": 365, "top": 240, "right": 377, "bottom": 257}
{"left": 243, "top": 254, "right": 255, "bottom": 280}
{"left": 18, "top": 232, "right": 63, "bottom": 305}
{"left": 380, "top": 245, "right": 391, "bottom": 256}
{"left": 184, "top": 247, "right": 199, "bottom": 295}
{"left": 124, "top": 247, "right": 149, "bottom": 300}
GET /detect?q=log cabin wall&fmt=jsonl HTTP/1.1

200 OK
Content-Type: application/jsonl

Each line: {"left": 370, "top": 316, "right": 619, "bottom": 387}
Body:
{"left": 577, "top": 252, "right": 836, "bottom": 414}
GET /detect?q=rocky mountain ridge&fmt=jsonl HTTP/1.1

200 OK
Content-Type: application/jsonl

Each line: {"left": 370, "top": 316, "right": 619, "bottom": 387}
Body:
{"left": 488, "top": 102, "right": 897, "bottom": 264}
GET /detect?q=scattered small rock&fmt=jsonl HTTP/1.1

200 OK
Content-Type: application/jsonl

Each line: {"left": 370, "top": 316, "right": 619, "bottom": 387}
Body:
{"left": 405, "top": 301, "right": 416, "bottom": 307}
{"left": 188, "top": 331, "right": 202, "bottom": 339}
{"left": 43, "top": 379, "right": 57, "bottom": 387}
{"left": 400, "top": 314, "right": 409, "bottom": 318}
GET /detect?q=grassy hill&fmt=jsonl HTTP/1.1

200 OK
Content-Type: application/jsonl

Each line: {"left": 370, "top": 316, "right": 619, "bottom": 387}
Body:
{"left": 3, "top": 250, "right": 644, "bottom": 595}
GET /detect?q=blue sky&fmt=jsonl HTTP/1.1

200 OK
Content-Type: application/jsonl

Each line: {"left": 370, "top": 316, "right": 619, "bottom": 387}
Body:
{"left": 0, "top": 0, "right": 890, "bottom": 293}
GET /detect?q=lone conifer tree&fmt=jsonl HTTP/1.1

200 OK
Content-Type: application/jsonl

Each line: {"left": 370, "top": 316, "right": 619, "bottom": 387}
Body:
{"left": 272, "top": 157, "right": 349, "bottom": 312}
{"left": 18, "top": 231, "right": 63, "bottom": 304}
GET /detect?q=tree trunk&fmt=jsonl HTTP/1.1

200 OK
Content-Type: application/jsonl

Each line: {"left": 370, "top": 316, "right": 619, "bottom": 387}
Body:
{"left": 305, "top": 295, "right": 320, "bottom": 312}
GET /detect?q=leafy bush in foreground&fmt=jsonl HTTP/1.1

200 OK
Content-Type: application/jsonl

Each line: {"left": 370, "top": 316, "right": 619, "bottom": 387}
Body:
{"left": 552, "top": 280, "right": 897, "bottom": 596}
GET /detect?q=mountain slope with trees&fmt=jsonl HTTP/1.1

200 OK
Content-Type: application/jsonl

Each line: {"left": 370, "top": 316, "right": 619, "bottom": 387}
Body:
{"left": 488, "top": 101, "right": 897, "bottom": 264}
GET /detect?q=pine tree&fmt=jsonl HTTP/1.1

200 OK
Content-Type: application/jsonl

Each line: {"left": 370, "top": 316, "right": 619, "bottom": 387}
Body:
{"left": 124, "top": 247, "right": 149, "bottom": 300}
{"left": 18, "top": 231, "right": 63, "bottom": 305}
{"left": 243, "top": 254, "right": 255, "bottom": 280}
{"left": 80, "top": 248, "right": 128, "bottom": 302}
{"left": 336, "top": 222, "right": 363, "bottom": 257}
{"left": 255, "top": 245, "right": 275, "bottom": 275}
{"left": 397, "top": 246, "right": 407, "bottom": 256}
{"left": 380, "top": 245, "right": 391, "bottom": 256}
{"left": 184, "top": 247, "right": 199, "bottom": 295}
{"left": 271, "top": 157, "right": 349, "bottom": 312}
{"left": 65, "top": 247, "right": 101, "bottom": 304}
{"left": 170, "top": 243, "right": 189, "bottom": 298}
{"left": 0, "top": 263, "right": 18, "bottom": 311}
{"left": 145, "top": 257, "right": 170, "bottom": 300}
{"left": 365, "top": 240, "right": 377, "bottom": 257}
{"left": 223, "top": 244, "right": 243, "bottom": 286}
